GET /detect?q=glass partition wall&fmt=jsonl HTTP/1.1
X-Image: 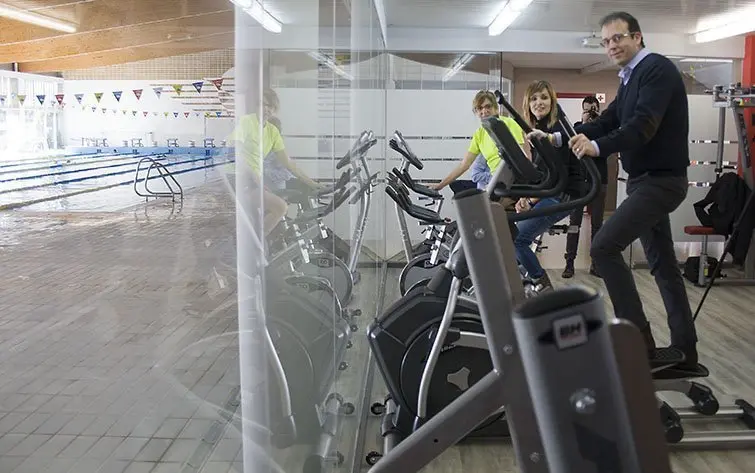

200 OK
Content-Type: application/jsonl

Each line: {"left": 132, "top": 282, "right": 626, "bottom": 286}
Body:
{"left": 234, "top": 1, "right": 386, "bottom": 472}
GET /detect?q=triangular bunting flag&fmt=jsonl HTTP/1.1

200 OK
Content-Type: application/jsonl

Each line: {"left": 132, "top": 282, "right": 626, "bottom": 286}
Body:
{"left": 94, "top": 93, "right": 103, "bottom": 103}
{"left": 192, "top": 81, "right": 204, "bottom": 93}
{"left": 153, "top": 112, "right": 158, "bottom": 116}
{"left": 172, "top": 84, "right": 183, "bottom": 95}
{"left": 153, "top": 87, "right": 162, "bottom": 98}
{"left": 0, "top": 95, "right": 5, "bottom": 106}
{"left": 113, "top": 91, "right": 122, "bottom": 102}
{"left": 91, "top": 106, "right": 97, "bottom": 112}
{"left": 122, "top": 110, "right": 127, "bottom": 115}
{"left": 133, "top": 89, "right": 143, "bottom": 100}
{"left": 18, "top": 95, "right": 26, "bottom": 106}
{"left": 211, "top": 78, "right": 224, "bottom": 90}
{"left": 173, "top": 112, "right": 179, "bottom": 118}
{"left": 102, "top": 108, "right": 107, "bottom": 113}
{"left": 55, "top": 94, "right": 64, "bottom": 105}
{"left": 194, "top": 112, "right": 200, "bottom": 117}
{"left": 164, "top": 112, "right": 169, "bottom": 117}
{"left": 143, "top": 111, "right": 149, "bottom": 117}
{"left": 216, "top": 111, "right": 222, "bottom": 117}
{"left": 75, "top": 94, "right": 84, "bottom": 104}
{"left": 184, "top": 111, "right": 190, "bottom": 118}
{"left": 132, "top": 111, "right": 137, "bottom": 116}
{"left": 36, "top": 95, "right": 45, "bottom": 105}
{"left": 204, "top": 112, "right": 211, "bottom": 118}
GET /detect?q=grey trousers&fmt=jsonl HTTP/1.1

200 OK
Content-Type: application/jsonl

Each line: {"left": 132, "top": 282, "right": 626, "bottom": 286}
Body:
{"left": 590, "top": 173, "right": 698, "bottom": 347}
{"left": 565, "top": 184, "right": 608, "bottom": 261}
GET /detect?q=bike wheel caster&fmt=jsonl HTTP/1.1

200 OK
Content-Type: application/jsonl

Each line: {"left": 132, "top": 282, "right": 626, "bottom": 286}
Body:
{"left": 664, "top": 422, "right": 684, "bottom": 444}
{"left": 350, "top": 324, "right": 358, "bottom": 332}
{"left": 339, "top": 362, "right": 348, "bottom": 371}
{"left": 341, "top": 402, "right": 355, "bottom": 415}
{"left": 660, "top": 401, "right": 684, "bottom": 443}
{"left": 351, "top": 309, "right": 362, "bottom": 317}
{"left": 346, "top": 341, "right": 353, "bottom": 349}
{"left": 366, "top": 451, "right": 382, "bottom": 466}
{"left": 370, "top": 402, "right": 385, "bottom": 416}
{"left": 688, "top": 382, "right": 720, "bottom": 416}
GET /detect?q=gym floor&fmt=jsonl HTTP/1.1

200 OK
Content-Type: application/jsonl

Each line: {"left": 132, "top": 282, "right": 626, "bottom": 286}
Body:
{"left": 1, "top": 177, "right": 754, "bottom": 473}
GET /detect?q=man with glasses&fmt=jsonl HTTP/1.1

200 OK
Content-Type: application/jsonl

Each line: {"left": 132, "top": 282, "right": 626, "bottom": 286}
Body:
{"left": 554, "top": 12, "right": 698, "bottom": 370}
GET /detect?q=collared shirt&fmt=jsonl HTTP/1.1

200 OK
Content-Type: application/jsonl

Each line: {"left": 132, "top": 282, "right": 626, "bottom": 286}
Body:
{"left": 554, "top": 48, "right": 651, "bottom": 155}
{"left": 619, "top": 47, "right": 651, "bottom": 85}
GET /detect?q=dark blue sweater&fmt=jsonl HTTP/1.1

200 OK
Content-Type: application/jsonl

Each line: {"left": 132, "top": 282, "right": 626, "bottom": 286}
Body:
{"left": 576, "top": 52, "right": 690, "bottom": 179}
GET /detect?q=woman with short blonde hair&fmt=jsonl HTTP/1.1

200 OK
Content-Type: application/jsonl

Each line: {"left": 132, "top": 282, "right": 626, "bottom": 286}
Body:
{"left": 431, "top": 90, "right": 531, "bottom": 191}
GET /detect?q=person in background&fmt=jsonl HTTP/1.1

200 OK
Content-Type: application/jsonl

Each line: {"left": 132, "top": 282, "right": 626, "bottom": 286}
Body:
{"left": 513, "top": 80, "right": 585, "bottom": 290}
{"left": 231, "top": 88, "right": 320, "bottom": 237}
{"left": 470, "top": 154, "right": 492, "bottom": 190}
{"left": 430, "top": 90, "right": 531, "bottom": 191}
{"left": 562, "top": 95, "right": 609, "bottom": 278}
{"left": 562, "top": 11, "right": 698, "bottom": 369}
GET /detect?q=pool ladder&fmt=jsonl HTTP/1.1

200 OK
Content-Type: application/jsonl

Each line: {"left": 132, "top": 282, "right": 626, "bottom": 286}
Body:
{"left": 133, "top": 156, "right": 183, "bottom": 203}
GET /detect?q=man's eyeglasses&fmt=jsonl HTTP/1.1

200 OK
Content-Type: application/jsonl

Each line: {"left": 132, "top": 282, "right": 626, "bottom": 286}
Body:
{"left": 600, "top": 32, "right": 634, "bottom": 48}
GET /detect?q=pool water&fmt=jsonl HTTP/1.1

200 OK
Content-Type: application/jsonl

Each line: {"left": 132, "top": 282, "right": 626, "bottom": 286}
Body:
{"left": 0, "top": 150, "right": 235, "bottom": 212}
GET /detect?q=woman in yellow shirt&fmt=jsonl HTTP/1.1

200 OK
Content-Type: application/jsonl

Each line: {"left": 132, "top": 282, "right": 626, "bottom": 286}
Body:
{"left": 431, "top": 90, "right": 531, "bottom": 191}
{"left": 232, "top": 89, "right": 320, "bottom": 237}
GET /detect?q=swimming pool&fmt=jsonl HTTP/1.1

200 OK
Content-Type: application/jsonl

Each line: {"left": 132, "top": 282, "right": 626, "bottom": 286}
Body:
{"left": 0, "top": 148, "right": 235, "bottom": 212}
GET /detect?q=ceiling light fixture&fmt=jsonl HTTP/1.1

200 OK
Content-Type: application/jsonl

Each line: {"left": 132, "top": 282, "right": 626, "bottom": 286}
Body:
{"left": 308, "top": 51, "right": 354, "bottom": 81}
{"left": 679, "top": 58, "right": 733, "bottom": 63}
{"left": 0, "top": 2, "right": 77, "bottom": 33}
{"left": 229, "top": 0, "right": 282, "bottom": 33}
{"left": 693, "top": 7, "right": 755, "bottom": 43}
{"left": 488, "top": 0, "right": 533, "bottom": 36}
{"left": 442, "top": 53, "right": 474, "bottom": 81}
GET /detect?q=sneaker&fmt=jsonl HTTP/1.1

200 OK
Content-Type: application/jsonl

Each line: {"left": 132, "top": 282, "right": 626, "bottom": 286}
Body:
{"left": 562, "top": 260, "right": 575, "bottom": 278}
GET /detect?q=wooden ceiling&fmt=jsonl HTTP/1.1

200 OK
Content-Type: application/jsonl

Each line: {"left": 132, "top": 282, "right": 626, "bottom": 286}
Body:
{"left": 0, "top": 0, "right": 236, "bottom": 72}
{"left": 0, "top": 0, "right": 496, "bottom": 74}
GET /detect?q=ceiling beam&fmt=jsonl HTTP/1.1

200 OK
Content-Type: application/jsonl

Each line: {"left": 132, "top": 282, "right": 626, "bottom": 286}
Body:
{"left": 0, "top": 10, "right": 232, "bottom": 63}
{"left": 17, "top": 30, "right": 233, "bottom": 72}
{"left": 0, "top": 0, "right": 231, "bottom": 44}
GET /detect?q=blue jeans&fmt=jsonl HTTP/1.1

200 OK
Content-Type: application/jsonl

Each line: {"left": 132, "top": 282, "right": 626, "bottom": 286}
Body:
{"left": 514, "top": 197, "right": 571, "bottom": 279}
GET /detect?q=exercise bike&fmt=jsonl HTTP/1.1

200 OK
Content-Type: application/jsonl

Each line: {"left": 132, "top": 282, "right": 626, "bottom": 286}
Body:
{"left": 368, "top": 96, "right": 755, "bottom": 469}
{"left": 387, "top": 131, "right": 461, "bottom": 294}
{"left": 386, "top": 170, "right": 469, "bottom": 295}
{"left": 367, "top": 105, "right": 603, "bottom": 464}
{"left": 273, "top": 131, "right": 379, "bottom": 307}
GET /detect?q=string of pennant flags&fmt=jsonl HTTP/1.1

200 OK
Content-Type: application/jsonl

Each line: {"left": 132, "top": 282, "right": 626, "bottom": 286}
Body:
{"left": 0, "top": 78, "right": 232, "bottom": 118}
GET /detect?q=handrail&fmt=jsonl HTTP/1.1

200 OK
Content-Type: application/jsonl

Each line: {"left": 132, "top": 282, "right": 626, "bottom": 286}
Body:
{"left": 133, "top": 156, "right": 184, "bottom": 203}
